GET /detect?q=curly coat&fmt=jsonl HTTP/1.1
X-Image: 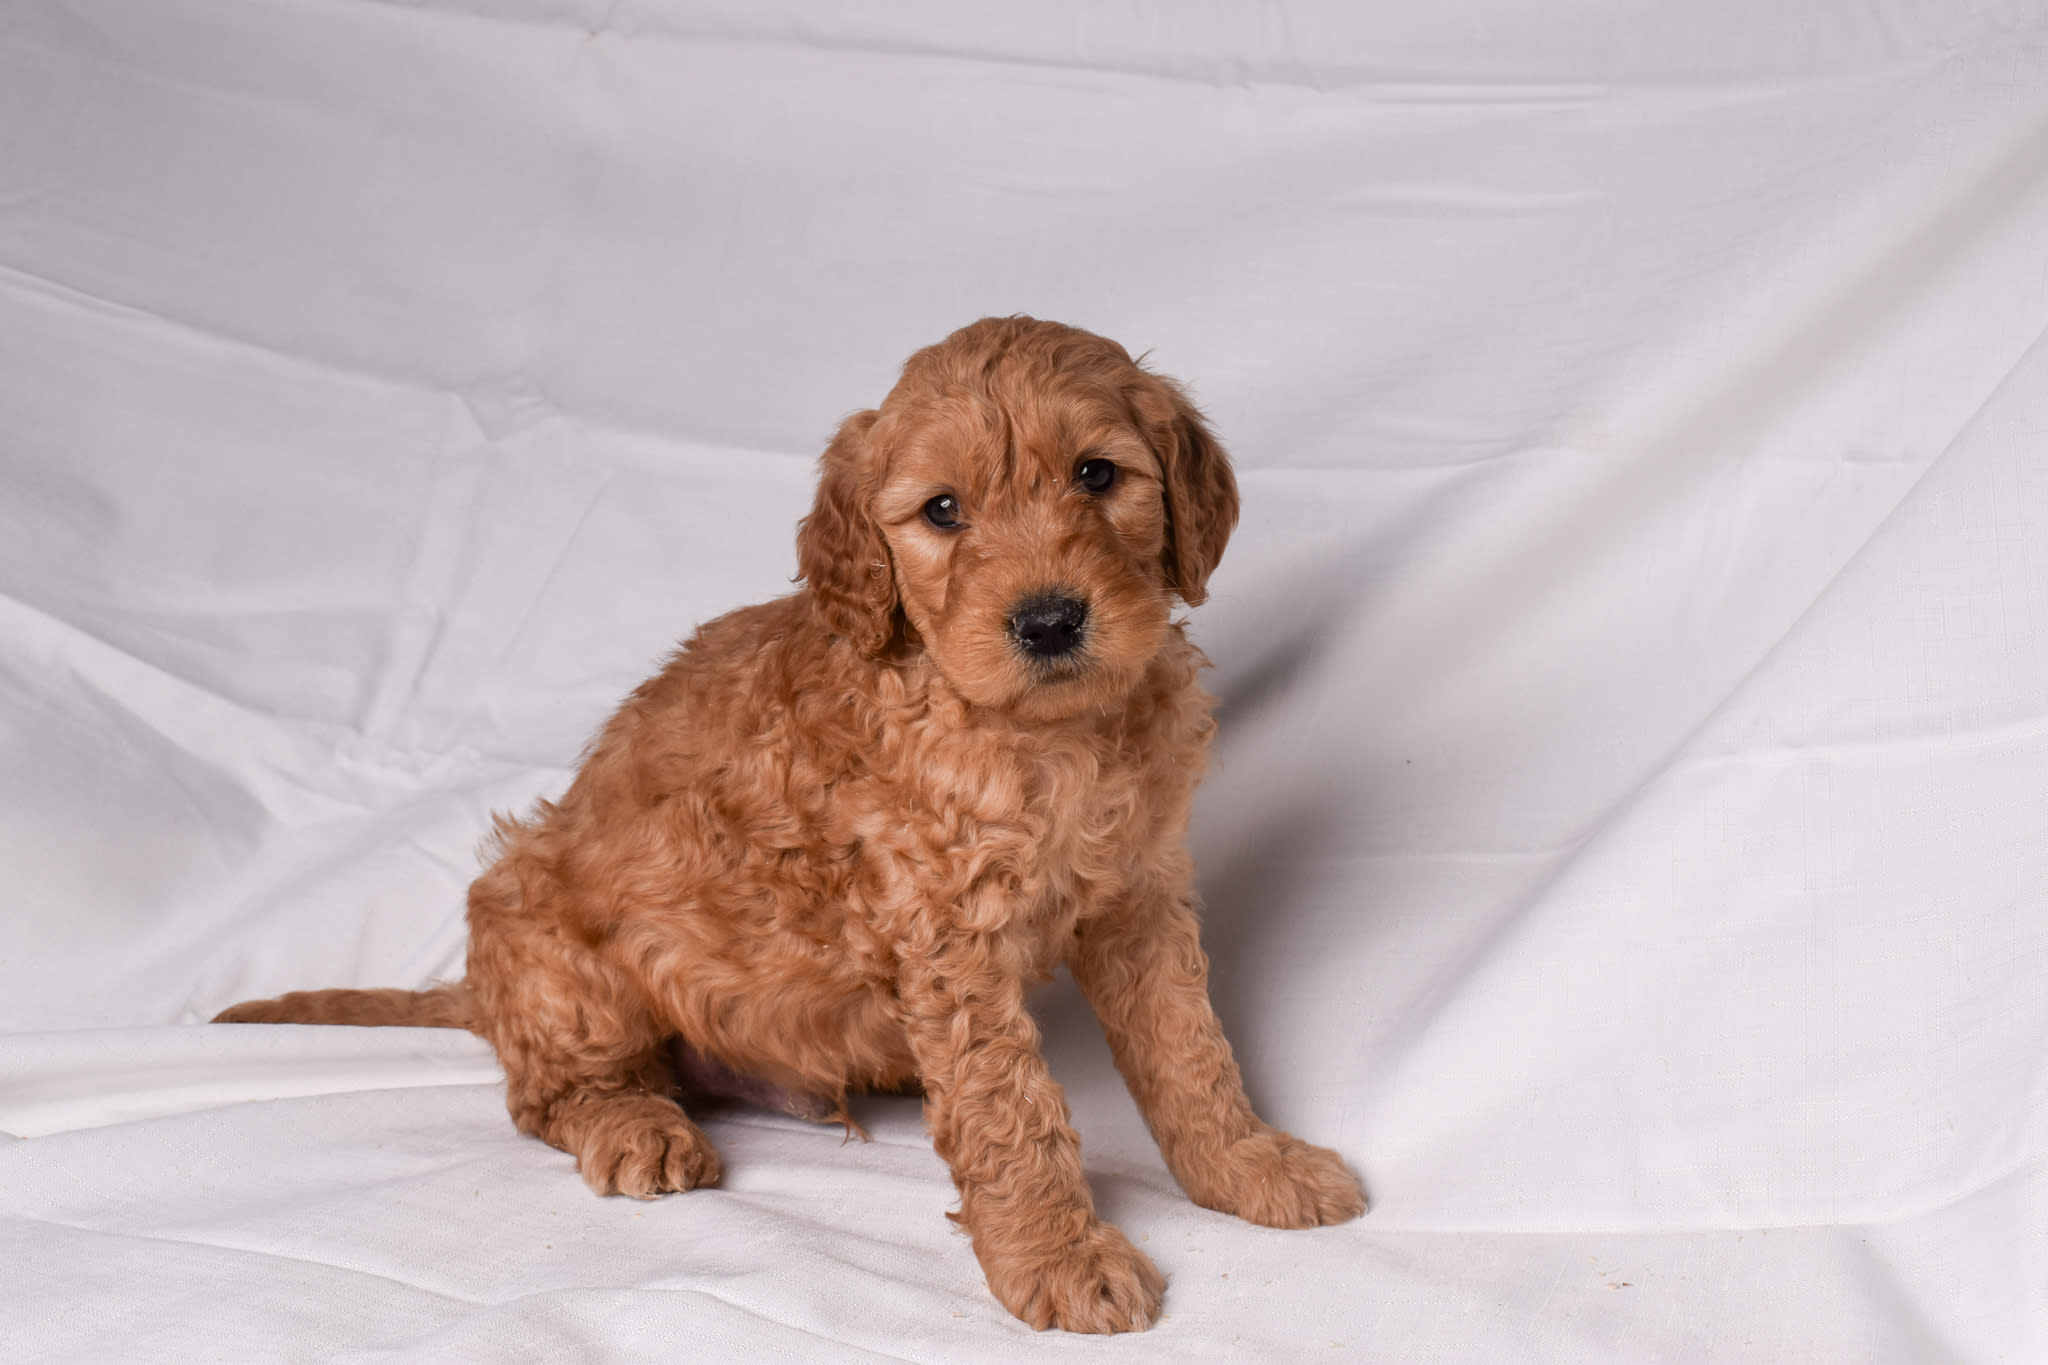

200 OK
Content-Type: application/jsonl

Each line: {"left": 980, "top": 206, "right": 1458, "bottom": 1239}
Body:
{"left": 218, "top": 316, "right": 1365, "bottom": 1333}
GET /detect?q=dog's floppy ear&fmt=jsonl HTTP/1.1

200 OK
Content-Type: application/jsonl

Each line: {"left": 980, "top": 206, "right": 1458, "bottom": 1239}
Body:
{"left": 796, "top": 410, "right": 898, "bottom": 655}
{"left": 1135, "top": 374, "right": 1240, "bottom": 606}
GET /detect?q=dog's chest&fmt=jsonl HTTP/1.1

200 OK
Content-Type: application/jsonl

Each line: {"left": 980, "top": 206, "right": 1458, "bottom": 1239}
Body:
{"left": 804, "top": 642, "right": 1212, "bottom": 955}
{"left": 892, "top": 708, "right": 1190, "bottom": 925}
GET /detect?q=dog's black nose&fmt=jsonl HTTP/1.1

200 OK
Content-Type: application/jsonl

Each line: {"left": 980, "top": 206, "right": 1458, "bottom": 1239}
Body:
{"left": 1009, "top": 593, "right": 1089, "bottom": 659}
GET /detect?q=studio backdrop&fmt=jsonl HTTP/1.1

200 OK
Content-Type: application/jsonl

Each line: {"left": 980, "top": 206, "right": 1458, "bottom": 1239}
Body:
{"left": 2, "top": 2, "right": 2045, "bottom": 1360}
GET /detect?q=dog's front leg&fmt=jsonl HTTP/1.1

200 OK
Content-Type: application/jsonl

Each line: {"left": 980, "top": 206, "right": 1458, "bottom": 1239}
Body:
{"left": 898, "top": 931, "right": 1165, "bottom": 1334}
{"left": 1072, "top": 873, "right": 1367, "bottom": 1229}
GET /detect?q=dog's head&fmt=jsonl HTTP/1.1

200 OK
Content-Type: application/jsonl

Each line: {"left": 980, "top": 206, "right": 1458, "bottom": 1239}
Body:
{"left": 796, "top": 317, "right": 1238, "bottom": 721}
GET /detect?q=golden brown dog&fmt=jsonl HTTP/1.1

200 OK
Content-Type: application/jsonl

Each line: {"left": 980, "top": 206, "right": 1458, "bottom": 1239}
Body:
{"left": 217, "top": 316, "right": 1365, "bottom": 1333}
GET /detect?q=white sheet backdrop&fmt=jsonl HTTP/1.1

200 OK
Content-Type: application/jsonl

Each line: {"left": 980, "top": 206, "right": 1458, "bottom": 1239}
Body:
{"left": 3, "top": 2, "right": 2045, "bottom": 1359}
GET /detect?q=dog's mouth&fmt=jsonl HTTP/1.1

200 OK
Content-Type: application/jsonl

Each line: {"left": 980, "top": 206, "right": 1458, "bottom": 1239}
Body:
{"left": 1021, "top": 649, "right": 1091, "bottom": 684}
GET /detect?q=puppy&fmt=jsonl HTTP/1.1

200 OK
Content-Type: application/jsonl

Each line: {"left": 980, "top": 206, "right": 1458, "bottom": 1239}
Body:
{"left": 217, "top": 316, "right": 1365, "bottom": 1333}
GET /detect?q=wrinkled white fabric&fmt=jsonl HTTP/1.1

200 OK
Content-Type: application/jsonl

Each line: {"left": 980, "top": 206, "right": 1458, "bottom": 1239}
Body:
{"left": 2, "top": 1, "right": 2045, "bottom": 1359}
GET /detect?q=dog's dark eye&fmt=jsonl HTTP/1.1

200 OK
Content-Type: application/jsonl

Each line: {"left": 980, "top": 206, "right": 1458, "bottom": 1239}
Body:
{"left": 923, "top": 494, "right": 963, "bottom": 530}
{"left": 1075, "top": 458, "right": 1117, "bottom": 494}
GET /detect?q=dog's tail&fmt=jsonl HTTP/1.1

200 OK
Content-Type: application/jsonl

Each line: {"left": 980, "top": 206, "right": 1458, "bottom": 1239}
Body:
{"left": 213, "top": 982, "right": 477, "bottom": 1032}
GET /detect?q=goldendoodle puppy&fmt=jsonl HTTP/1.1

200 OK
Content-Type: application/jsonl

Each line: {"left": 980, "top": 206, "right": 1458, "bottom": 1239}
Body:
{"left": 218, "top": 316, "right": 1365, "bottom": 1333}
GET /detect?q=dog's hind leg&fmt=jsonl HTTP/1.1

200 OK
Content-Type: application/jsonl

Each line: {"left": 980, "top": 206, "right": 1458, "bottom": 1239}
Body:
{"left": 516, "top": 1067, "right": 720, "bottom": 1199}
{"left": 466, "top": 870, "right": 720, "bottom": 1199}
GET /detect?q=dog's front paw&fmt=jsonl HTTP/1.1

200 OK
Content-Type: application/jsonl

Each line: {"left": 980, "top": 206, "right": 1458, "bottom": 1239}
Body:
{"left": 571, "top": 1095, "right": 722, "bottom": 1199}
{"left": 979, "top": 1220, "right": 1166, "bottom": 1334}
{"left": 1182, "top": 1128, "right": 1366, "bottom": 1229}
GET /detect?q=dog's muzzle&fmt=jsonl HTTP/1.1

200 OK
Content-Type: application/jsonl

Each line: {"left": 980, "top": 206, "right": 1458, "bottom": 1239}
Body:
{"left": 1009, "top": 592, "right": 1089, "bottom": 661}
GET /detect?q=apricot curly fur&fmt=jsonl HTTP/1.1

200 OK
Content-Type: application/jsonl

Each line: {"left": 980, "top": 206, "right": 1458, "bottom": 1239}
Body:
{"left": 215, "top": 316, "right": 1365, "bottom": 1333}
